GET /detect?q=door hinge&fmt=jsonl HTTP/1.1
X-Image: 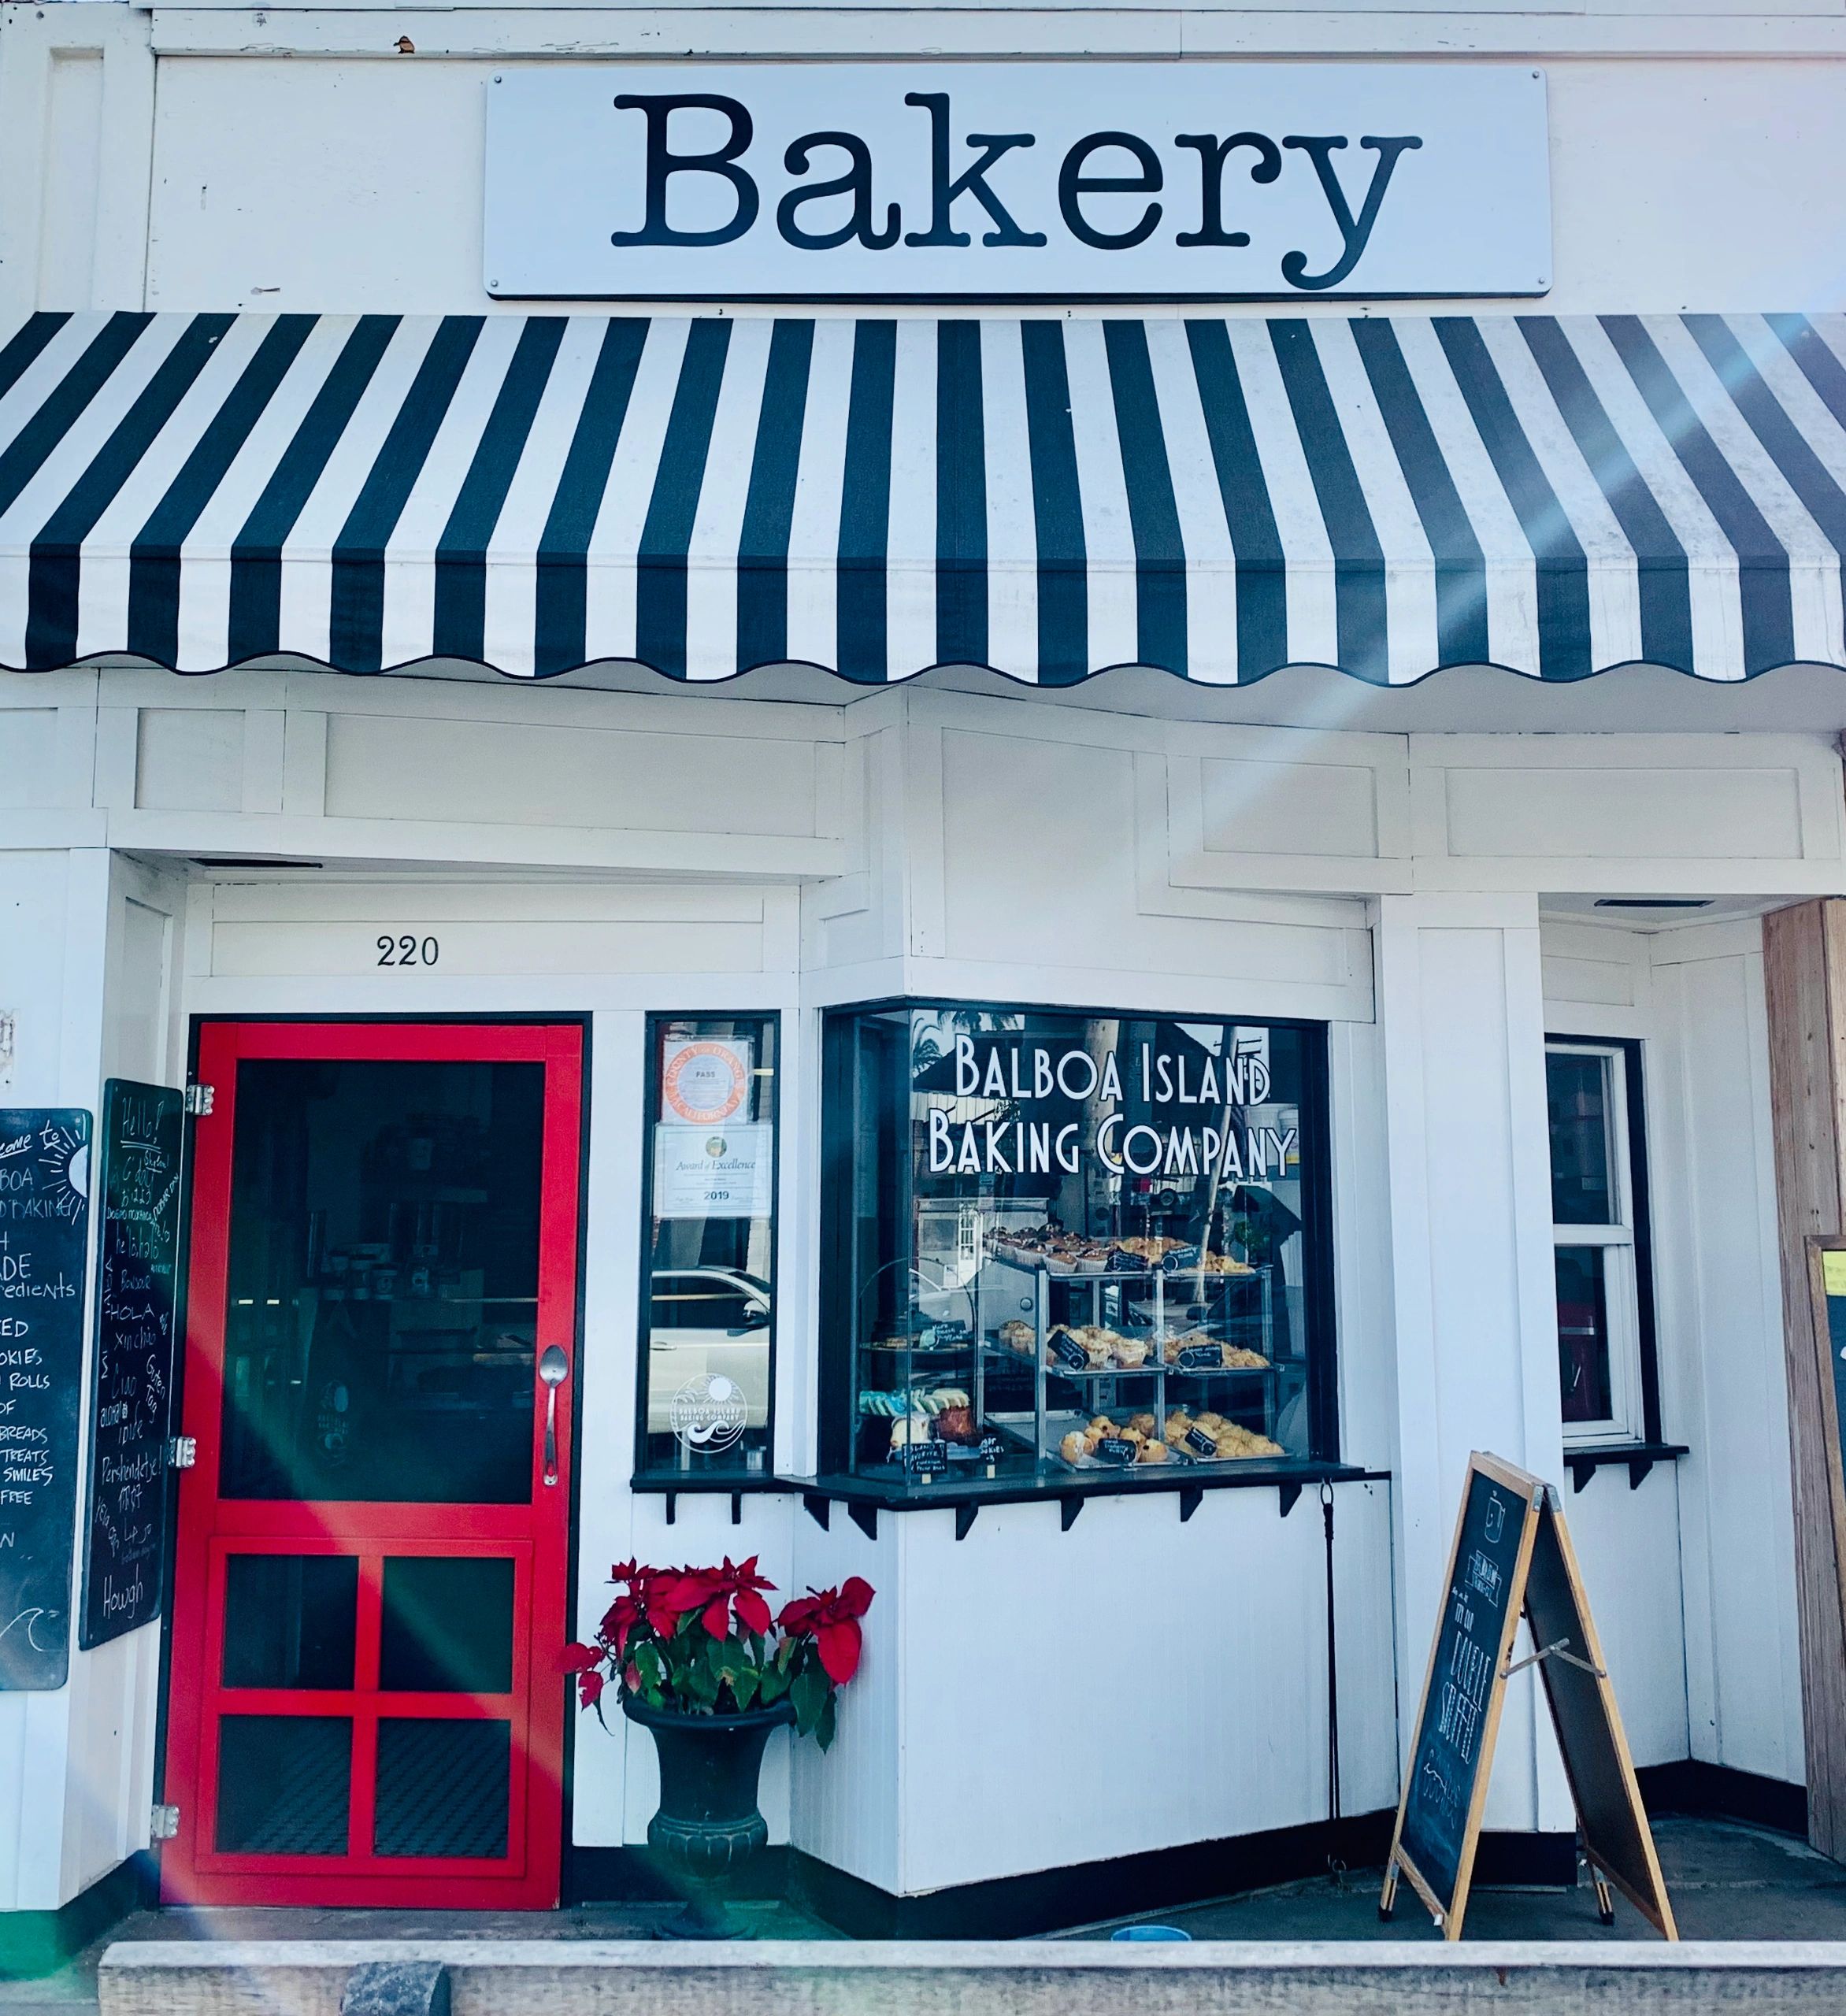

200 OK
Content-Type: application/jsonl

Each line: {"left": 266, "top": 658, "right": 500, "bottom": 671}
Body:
{"left": 166, "top": 1436, "right": 198, "bottom": 1471}
{"left": 183, "top": 1082, "right": 214, "bottom": 1117}
{"left": 150, "top": 1804, "right": 180, "bottom": 1842}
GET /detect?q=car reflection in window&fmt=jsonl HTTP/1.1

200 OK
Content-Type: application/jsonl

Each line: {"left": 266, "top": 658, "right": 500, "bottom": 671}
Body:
{"left": 646, "top": 1268, "right": 772, "bottom": 1434}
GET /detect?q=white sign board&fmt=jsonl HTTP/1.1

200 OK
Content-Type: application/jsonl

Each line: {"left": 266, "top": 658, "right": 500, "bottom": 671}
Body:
{"left": 653, "top": 1123, "right": 775, "bottom": 1221}
{"left": 484, "top": 63, "right": 1551, "bottom": 301}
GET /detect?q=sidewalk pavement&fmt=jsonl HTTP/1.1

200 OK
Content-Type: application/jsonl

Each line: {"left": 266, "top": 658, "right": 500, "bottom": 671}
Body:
{"left": 3, "top": 1815, "right": 1844, "bottom": 2015}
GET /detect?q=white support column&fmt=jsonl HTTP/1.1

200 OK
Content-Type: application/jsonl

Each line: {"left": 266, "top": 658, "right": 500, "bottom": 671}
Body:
{"left": 1375, "top": 891, "right": 1569, "bottom": 1838}
{"left": 0, "top": 848, "right": 183, "bottom": 1912}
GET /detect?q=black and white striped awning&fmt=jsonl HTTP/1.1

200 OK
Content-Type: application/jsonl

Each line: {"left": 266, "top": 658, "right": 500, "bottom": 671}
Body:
{"left": 3, "top": 309, "right": 1845, "bottom": 685}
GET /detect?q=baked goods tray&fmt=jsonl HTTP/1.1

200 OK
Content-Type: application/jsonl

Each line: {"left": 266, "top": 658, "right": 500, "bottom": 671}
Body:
{"left": 988, "top": 1245, "right": 1159, "bottom": 1279}
{"left": 981, "top": 1342, "right": 1163, "bottom": 1377}
{"left": 988, "top": 1410, "right": 1200, "bottom": 1472}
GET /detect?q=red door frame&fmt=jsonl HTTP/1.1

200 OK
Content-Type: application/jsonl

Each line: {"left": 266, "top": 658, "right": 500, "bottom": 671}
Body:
{"left": 162, "top": 1020, "right": 583, "bottom": 1909}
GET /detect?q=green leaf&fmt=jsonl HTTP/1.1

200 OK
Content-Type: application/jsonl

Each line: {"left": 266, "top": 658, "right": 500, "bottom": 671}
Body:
{"left": 815, "top": 1691, "right": 837, "bottom": 1753}
{"left": 732, "top": 1666, "right": 760, "bottom": 1711}
{"left": 758, "top": 1662, "right": 789, "bottom": 1704}
{"left": 790, "top": 1663, "right": 825, "bottom": 1737}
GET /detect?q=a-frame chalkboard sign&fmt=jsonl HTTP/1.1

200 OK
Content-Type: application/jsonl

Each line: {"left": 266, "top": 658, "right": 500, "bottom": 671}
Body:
{"left": 1381, "top": 1451, "right": 1677, "bottom": 1942}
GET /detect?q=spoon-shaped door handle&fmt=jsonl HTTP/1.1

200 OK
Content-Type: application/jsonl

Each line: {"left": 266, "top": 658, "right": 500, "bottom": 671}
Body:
{"left": 539, "top": 1345, "right": 569, "bottom": 1486}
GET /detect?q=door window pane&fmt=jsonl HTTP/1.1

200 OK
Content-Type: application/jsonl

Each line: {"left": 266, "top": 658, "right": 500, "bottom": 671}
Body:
{"left": 215, "top": 1714, "right": 351, "bottom": 1855}
{"left": 1547, "top": 1052, "right": 1614, "bottom": 1226}
{"left": 219, "top": 1058, "right": 544, "bottom": 1504}
{"left": 380, "top": 1556, "right": 514, "bottom": 1694}
{"left": 221, "top": 1555, "right": 357, "bottom": 1690}
{"left": 638, "top": 1017, "right": 778, "bottom": 1477}
{"left": 374, "top": 1718, "right": 510, "bottom": 1859}
{"left": 1555, "top": 1246, "right": 1614, "bottom": 1424}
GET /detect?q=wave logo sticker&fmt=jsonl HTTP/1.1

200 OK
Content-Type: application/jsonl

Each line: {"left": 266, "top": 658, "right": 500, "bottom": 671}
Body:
{"left": 671, "top": 1372, "right": 749, "bottom": 1455}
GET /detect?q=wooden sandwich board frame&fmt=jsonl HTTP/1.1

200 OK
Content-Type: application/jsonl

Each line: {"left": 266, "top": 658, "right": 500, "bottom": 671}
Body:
{"left": 1380, "top": 1451, "right": 1678, "bottom": 1942}
{"left": 1803, "top": 1237, "right": 1846, "bottom": 1637}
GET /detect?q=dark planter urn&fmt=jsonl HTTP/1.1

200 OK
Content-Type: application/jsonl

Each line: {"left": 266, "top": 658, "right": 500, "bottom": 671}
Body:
{"left": 622, "top": 1693, "right": 794, "bottom": 1938}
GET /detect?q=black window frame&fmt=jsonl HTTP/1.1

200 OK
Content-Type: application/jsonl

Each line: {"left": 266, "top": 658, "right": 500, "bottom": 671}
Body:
{"left": 818, "top": 997, "right": 1340, "bottom": 1485}
{"left": 632, "top": 1010, "right": 783, "bottom": 1484}
{"left": 1545, "top": 1032, "right": 1663, "bottom": 1447}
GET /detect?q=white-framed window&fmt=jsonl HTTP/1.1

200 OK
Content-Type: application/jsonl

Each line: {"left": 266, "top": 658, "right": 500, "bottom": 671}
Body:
{"left": 1546, "top": 1039, "right": 1655, "bottom": 1446}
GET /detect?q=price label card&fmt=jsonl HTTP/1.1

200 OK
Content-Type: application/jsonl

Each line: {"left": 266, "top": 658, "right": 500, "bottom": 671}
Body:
{"left": 901, "top": 1440, "right": 948, "bottom": 1476}
{"left": 1162, "top": 1246, "right": 1202, "bottom": 1274}
{"left": 1185, "top": 1427, "right": 1218, "bottom": 1458}
{"left": 1178, "top": 1343, "right": 1224, "bottom": 1371}
{"left": 1094, "top": 1436, "right": 1137, "bottom": 1466}
{"left": 1051, "top": 1330, "right": 1089, "bottom": 1371}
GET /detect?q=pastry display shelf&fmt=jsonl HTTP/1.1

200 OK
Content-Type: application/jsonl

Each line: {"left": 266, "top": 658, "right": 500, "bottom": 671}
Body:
{"left": 983, "top": 1343, "right": 1162, "bottom": 1377}
{"left": 976, "top": 1251, "right": 1281, "bottom": 1475}
{"left": 857, "top": 1340, "right": 972, "bottom": 1356}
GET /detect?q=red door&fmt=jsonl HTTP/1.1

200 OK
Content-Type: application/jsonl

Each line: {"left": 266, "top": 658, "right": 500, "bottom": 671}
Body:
{"left": 162, "top": 1021, "right": 582, "bottom": 1908}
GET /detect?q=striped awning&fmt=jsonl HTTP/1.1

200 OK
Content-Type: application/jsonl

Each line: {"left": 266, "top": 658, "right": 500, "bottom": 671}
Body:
{"left": 2, "top": 309, "right": 1845, "bottom": 686}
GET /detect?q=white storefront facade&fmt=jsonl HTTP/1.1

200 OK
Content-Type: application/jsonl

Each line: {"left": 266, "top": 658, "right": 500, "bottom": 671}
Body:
{"left": 1, "top": 0, "right": 1844, "bottom": 1940}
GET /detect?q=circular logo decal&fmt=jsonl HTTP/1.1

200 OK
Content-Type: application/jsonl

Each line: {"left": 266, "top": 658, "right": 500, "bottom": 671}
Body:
{"left": 670, "top": 1371, "right": 749, "bottom": 1455}
{"left": 662, "top": 1041, "right": 749, "bottom": 1124}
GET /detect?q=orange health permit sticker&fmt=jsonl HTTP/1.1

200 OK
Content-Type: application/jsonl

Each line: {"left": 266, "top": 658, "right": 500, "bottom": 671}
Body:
{"left": 661, "top": 1039, "right": 753, "bottom": 1125}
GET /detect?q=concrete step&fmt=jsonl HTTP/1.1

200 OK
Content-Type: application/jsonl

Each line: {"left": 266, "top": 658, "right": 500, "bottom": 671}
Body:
{"left": 97, "top": 1938, "right": 1846, "bottom": 2016}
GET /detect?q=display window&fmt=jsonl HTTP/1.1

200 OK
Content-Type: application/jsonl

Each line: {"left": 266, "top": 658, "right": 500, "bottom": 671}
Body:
{"left": 820, "top": 1003, "right": 1334, "bottom": 1493}
{"left": 1546, "top": 1036, "right": 1660, "bottom": 1447}
{"left": 636, "top": 1014, "right": 780, "bottom": 1479}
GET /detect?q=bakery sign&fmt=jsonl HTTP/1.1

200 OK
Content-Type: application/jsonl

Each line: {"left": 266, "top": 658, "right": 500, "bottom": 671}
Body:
{"left": 483, "top": 63, "right": 1551, "bottom": 301}
{"left": 925, "top": 1032, "right": 1298, "bottom": 1184}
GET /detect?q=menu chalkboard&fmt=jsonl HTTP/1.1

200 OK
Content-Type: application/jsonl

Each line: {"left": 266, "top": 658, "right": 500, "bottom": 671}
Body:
{"left": 79, "top": 1082, "right": 184, "bottom": 1651}
{"left": 1387, "top": 1453, "right": 1542, "bottom": 1930}
{"left": 0, "top": 1109, "right": 93, "bottom": 1691}
{"left": 1383, "top": 1451, "right": 1675, "bottom": 1941}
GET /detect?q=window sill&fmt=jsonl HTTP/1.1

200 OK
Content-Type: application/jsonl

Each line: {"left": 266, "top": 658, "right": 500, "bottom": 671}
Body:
{"left": 626, "top": 1461, "right": 1390, "bottom": 1536}
{"left": 631, "top": 1473, "right": 795, "bottom": 1525}
{"left": 780, "top": 1460, "right": 1387, "bottom": 1541}
{"left": 1564, "top": 1441, "right": 1689, "bottom": 1492}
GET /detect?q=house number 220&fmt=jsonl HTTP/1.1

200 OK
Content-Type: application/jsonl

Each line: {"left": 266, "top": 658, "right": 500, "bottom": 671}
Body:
{"left": 376, "top": 935, "right": 439, "bottom": 967}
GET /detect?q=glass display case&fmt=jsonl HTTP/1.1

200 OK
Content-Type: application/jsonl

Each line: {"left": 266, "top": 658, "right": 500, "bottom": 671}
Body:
{"left": 822, "top": 1003, "right": 1331, "bottom": 1491}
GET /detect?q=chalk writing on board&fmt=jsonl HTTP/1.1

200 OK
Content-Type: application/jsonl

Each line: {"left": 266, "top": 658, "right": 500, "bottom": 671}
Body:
{"left": 0, "top": 1109, "right": 93, "bottom": 1691}
{"left": 1395, "top": 1466, "right": 1533, "bottom": 1915}
{"left": 80, "top": 1084, "right": 185, "bottom": 1650}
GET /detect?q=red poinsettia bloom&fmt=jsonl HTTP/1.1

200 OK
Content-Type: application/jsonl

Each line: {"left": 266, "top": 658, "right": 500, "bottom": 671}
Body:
{"left": 681, "top": 1556, "right": 778, "bottom": 1640}
{"left": 779, "top": 1577, "right": 874, "bottom": 1684}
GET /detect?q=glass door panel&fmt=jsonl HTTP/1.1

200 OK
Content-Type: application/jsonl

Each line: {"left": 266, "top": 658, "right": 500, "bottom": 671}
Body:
{"left": 220, "top": 1058, "right": 544, "bottom": 1504}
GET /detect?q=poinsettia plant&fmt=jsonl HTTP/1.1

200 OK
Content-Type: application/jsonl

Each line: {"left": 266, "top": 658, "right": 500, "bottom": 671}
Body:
{"left": 565, "top": 1558, "right": 874, "bottom": 1751}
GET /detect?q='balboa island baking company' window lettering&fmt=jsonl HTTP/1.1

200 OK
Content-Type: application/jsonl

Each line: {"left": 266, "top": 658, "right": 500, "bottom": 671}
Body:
{"left": 928, "top": 1035, "right": 1297, "bottom": 1182}
{"left": 484, "top": 65, "right": 1552, "bottom": 300}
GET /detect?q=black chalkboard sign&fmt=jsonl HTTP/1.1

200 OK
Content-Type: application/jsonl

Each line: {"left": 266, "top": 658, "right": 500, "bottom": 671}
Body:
{"left": 1386, "top": 1453, "right": 1541, "bottom": 1933}
{"left": 79, "top": 1082, "right": 184, "bottom": 1651}
{"left": 0, "top": 1109, "right": 93, "bottom": 1691}
{"left": 1523, "top": 1491, "right": 1676, "bottom": 1938}
{"left": 1383, "top": 1451, "right": 1676, "bottom": 1941}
